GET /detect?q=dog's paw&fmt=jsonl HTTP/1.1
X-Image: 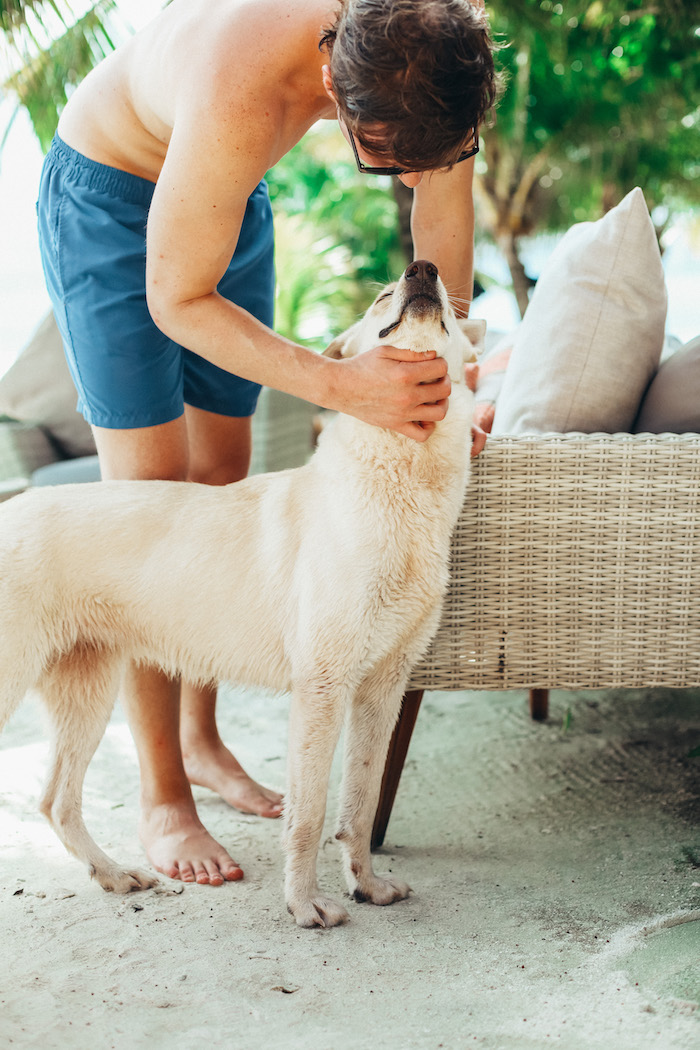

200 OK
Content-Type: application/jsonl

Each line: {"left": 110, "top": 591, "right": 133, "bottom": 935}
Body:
{"left": 91, "top": 864, "right": 159, "bottom": 894}
{"left": 352, "top": 874, "right": 411, "bottom": 907}
{"left": 287, "top": 894, "right": 350, "bottom": 929}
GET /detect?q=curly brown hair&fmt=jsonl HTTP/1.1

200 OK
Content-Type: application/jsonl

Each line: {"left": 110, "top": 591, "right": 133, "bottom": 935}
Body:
{"left": 319, "top": 0, "right": 500, "bottom": 172}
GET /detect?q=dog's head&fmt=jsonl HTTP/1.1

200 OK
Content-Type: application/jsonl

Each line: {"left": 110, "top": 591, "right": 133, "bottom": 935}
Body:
{"left": 323, "top": 260, "right": 486, "bottom": 382}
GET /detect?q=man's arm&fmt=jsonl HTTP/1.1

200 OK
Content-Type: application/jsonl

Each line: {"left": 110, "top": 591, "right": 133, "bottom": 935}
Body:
{"left": 412, "top": 158, "right": 489, "bottom": 457}
{"left": 410, "top": 0, "right": 487, "bottom": 309}
{"left": 145, "top": 64, "right": 450, "bottom": 441}
{"left": 410, "top": 157, "right": 476, "bottom": 317}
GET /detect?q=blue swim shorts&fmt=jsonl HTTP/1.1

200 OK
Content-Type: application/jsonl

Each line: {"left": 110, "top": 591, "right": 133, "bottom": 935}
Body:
{"left": 37, "top": 134, "right": 275, "bottom": 427}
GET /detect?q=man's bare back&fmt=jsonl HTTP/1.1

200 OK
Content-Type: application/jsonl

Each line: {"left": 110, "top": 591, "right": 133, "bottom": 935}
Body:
{"left": 59, "top": 0, "right": 336, "bottom": 186}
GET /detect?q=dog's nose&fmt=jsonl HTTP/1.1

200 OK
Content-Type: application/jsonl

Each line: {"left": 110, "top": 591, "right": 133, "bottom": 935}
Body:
{"left": 404, "top": 260, "right": 439, "bottom": 289}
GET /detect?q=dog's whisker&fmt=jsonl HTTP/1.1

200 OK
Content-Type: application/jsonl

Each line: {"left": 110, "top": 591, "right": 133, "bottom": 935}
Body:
{"left": 447, "top": 294, "right": 473, "bottom": 308}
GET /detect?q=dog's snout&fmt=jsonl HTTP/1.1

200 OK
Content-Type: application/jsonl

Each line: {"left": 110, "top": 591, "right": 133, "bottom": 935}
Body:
{"left": 405, "top": 260, "right": 439, "bottom": 287}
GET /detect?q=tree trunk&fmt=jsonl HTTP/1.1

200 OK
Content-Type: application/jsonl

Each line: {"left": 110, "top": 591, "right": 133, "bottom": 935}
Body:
{"left": 497, "top": 230, "right": 531, "bottom": 318}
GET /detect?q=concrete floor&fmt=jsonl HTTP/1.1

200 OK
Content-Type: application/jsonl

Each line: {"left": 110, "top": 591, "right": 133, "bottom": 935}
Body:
{"left": 1, "top": 683, "right": 699, "bottom": 1049}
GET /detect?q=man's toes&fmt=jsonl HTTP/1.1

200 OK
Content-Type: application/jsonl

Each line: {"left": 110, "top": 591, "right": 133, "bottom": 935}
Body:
{"left": 197, "top": 860, "right": 224, "bottom": 886}
{"left": 222, "top": 859, "right": 244, "bottom": 881}
{"left": 244, "top": 787, "right": 283, "bottom": 818}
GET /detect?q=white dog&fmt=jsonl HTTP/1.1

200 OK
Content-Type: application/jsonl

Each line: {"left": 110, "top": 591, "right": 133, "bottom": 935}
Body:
{"left": 0, "top": 261, "right": 483, "bottom": 928}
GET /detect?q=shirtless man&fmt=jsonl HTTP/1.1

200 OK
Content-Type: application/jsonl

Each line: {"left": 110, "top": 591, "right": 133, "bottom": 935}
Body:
{"left": 37, "top": 0, "right": 496, "bottom": 887}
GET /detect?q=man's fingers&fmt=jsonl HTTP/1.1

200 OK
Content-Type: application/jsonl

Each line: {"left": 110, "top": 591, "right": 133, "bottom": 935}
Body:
{"left": 336, "top": 345, "right": 454, "bottom": 441}
{"left": 471, "top": 423, "right": 488, "bottom": 458}
{"left": 397, "top": 421, "right": 436, "bottom": 442}
{"left": 379, "top": 344, "right": 449, "bottom": 383}
{"left": 465, "top": 362, "right": 479, "bottom": 393}
{"left": 413, "top": 397, "right": 449, "bottom": 421}
{"left": 413, "top": 379, "right": 451, "bottom": 408}
{"left": 379, "top": 344, "right": 439, "bottom": 362}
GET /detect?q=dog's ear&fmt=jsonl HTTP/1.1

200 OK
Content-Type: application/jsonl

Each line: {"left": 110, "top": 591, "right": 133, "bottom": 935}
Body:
{"left": 322, "top": 322, "right": 361, "bottom": 360}
{"left": 458, "top": 318, "right": 487, "bottom": 362}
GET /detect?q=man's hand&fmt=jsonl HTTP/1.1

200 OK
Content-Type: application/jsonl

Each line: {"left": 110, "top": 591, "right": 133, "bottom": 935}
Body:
{"left": 466, "top": 360, "right": 488, "bottom": 457}
{"left": 333, "top": 345, "right": 451, "bottom": 442}
{"left": 470, "top": 421, "right": 488, "bottom": 457}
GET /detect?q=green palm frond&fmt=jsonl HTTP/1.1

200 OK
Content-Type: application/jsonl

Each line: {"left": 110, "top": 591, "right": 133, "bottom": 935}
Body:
{"left": 1, "top": 0, "right": 117, "bottom": 150}
{"left": 1, "top": 0, "right": 60, "bottom": 39}
{"left": 2, "top": 0, "right": 90, "bottom": 51}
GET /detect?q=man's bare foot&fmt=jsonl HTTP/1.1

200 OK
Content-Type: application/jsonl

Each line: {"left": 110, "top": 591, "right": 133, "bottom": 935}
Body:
{"left": 140, "top": 803, "right": 244, "bottom": 885}
{"left": 182, "top": 739, "right": 284, "bottom": 818}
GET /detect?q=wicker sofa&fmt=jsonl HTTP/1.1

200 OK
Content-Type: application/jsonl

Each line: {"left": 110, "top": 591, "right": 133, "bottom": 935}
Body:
{"left": 372, "top": 431, "right": 700, "bottom": 848}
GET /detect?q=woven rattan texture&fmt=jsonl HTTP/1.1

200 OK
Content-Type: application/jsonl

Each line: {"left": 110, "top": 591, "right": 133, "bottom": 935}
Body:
{"left": 249, "top": 389, "right": 317, "bottom": 475}
{"left": 409, "top": 433, "right": 700, "bottom": 691}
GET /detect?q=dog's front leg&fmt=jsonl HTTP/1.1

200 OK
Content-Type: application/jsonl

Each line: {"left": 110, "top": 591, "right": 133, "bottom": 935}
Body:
{"left": 284, "top": 682, "right": 349, "bottom": 928}
{"left": 335, "top": 663, "right": 411, "bottom": 908}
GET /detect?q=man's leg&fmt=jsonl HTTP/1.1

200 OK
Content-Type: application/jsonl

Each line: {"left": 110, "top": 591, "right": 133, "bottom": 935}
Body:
{"left": 92, "top": 413, "right": 277, "bottom": 887}
{"left": 40, "top": 142, "right": 279, "bottom": 884}
{"left": 179, "top": 406, "right": 283, "bottom": 818}
{"left": 121, "top": 662, "right": 244, "bottom": 886}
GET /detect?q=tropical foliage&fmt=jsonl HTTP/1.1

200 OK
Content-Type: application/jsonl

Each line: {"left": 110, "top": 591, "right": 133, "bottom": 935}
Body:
{"left": 477, "top": 0, "right": 700, "bottom": 313}
{"left": 267, "top": 123, "right": 404, "bottom": 348}
{"left": 1, "top": 0, "right": 120, "bottom": 152}
{"left": 2, "top": 1, "right": 698, "bottom": 331}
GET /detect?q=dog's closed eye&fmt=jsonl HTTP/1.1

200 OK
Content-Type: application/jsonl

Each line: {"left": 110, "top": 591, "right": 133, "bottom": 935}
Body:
{"left": 372, "top": 284, "right": 397, "bottom": 307}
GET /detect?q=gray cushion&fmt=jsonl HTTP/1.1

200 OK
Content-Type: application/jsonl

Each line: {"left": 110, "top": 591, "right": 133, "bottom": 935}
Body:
{"left": 633, "top": 336, "right": 700, "bottom": 433}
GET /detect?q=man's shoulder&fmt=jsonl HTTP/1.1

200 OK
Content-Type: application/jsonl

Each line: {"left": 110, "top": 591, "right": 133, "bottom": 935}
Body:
{"left": 178, "top": 0, "right": 333, "bottom": 98}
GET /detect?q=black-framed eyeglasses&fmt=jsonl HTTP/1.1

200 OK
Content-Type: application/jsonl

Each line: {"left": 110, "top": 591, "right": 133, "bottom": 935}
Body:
{"left": 347, "top": 126, "right": 479, "bottom": 177}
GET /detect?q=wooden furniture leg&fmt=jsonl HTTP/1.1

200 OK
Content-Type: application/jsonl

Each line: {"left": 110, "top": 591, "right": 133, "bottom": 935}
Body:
{"left": 529, "top": 688, "right": 549, "bottom": 721}
{"left": 371, "top": 689, "right": 425, "bottom": 851}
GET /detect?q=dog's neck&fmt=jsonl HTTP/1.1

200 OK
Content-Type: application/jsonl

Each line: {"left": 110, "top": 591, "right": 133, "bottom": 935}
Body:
{"left": 385, "top": 325, "right": 466, "bottom": 385}
{"left": 319, "top": 385, "right": 474, "bottom": 490}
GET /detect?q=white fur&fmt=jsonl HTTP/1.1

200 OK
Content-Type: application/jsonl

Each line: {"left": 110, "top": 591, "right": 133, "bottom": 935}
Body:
{"left": 0, "top": 268, "right": 483, "bottom": 927}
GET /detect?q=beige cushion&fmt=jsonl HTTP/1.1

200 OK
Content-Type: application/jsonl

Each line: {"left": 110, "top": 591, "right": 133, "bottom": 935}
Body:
{"left": 0, "top": 312, "right": 96, "bottom": 458}
{"left": 633, "top": 335, "right": 700, "bottom": 433}
{"left": 492, "top": 187, "right": 667, "bottom": 435}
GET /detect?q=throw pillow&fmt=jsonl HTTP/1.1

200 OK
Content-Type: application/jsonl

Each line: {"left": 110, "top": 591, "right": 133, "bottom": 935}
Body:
{"left": 633, "top": 335, "right": 700, "bottom": 433}
{"left": 0, "top": 312, "right": 97, "bottom": 458}
{"left": 491, "top": 187, "right": 667, "bottom": 435}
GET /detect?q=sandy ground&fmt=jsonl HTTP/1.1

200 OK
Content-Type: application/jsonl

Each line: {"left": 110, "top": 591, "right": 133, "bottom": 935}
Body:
{"left": 1, "top": 683, "right": 699, "bottom": 1049}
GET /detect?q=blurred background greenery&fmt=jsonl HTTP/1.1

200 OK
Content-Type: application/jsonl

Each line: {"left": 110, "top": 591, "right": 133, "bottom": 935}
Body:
{"left": 2, "top": 0, "right": 699, "bottom": 351}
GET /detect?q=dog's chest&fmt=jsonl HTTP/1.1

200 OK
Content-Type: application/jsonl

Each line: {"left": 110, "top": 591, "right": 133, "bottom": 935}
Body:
{"left": 312, "top": 409, "right": 472, "bottom": 606}
{"left": 339, "top": 466, "right": 464, "bottom": 607}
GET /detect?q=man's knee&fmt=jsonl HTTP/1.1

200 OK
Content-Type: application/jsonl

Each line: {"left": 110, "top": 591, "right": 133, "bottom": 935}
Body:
{"left": 187, "top": 437, "right": 251, "bottom": 485}
{"left": 93, "top": 418, "right": 190, "bottom": 482}
{"left": 188, "top": 456, "right": 250, "bottom": 487}
{"left": 185, "top": 409, "right": 252, "bottom": 486}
